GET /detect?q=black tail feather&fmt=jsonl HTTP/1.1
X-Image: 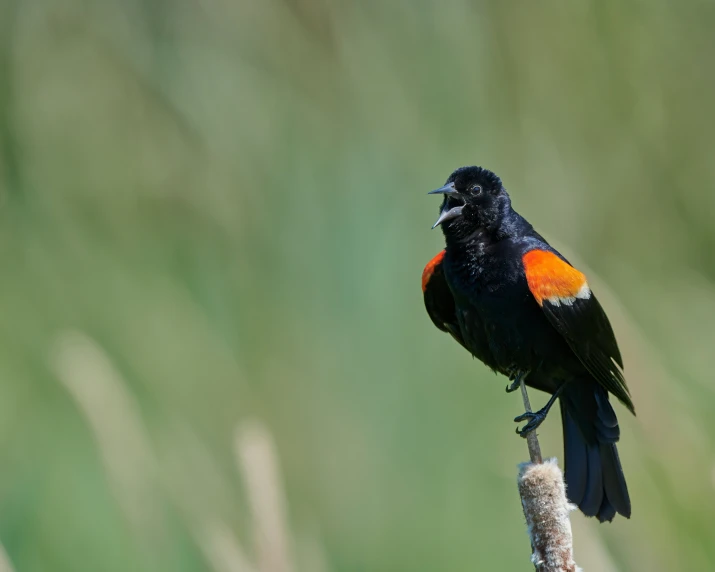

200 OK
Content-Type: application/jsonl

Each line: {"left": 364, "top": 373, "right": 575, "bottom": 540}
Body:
{"left": 560, "top": 383, "right": 631, "bottom": 522}
{"left": 579, "top": 442, "right": 604, "bottom": 517}
{"left": 600, "top": 441, "right": 630, "bottom": 517}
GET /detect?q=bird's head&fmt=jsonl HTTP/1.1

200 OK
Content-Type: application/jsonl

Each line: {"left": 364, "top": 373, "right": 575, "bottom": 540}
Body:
{"left": 429, "top": 166, "right": 511, "bottom": 237}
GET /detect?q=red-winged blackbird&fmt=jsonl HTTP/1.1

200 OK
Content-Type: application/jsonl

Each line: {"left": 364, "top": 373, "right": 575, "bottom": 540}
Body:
{"left": 423, "top": 166, "right": 634, "bottom": 522}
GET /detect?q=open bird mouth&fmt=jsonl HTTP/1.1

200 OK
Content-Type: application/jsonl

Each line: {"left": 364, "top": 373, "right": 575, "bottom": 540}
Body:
{"left": 429, "top": 182, "right": 464, "bottom": 228}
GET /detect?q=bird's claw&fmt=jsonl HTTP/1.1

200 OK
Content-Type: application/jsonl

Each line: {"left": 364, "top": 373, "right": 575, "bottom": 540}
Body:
{"left": 514, "top": 411, "right": 545, "bottom": 438}
{"left": 505, "top": 378, "right": 521, "bottom": 393}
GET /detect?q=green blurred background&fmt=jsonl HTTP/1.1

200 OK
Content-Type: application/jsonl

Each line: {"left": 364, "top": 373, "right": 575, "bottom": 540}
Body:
{"left": 0, "top": 1, "right": 714, "bottom": 570}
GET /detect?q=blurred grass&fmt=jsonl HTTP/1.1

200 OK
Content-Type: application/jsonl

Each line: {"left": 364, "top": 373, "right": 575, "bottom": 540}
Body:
{"left": 0, "top": 0, "right": 715, "bottom": 570}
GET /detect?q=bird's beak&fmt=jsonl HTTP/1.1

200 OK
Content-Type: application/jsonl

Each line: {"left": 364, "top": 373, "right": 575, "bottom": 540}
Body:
{"left": 428, "top": 182, "right": 460, "bottom": 197}
{"left": 429, "top": 182, "right": 464, "bottom": 228}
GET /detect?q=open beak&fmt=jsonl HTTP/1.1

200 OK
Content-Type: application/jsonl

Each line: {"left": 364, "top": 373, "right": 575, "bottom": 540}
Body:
{"left": 429, "top": 182, "right": 464, "bottom": 228}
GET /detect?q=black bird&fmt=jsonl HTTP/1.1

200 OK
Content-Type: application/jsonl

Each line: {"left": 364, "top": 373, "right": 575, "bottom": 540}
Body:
{"left": 422, "top": 166, "right": 634, "bottom": 522}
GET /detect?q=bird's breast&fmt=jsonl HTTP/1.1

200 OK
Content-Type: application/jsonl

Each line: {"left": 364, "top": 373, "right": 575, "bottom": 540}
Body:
{"left": 445, "top": 250, "right": 523, "bottom": 299}
{"left": 444, "top": 248, "right": 547, "bottom": 370}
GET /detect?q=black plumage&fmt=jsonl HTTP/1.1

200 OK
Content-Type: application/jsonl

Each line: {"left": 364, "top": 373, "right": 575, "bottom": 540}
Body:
{"left": 423, "top": 166, "right": 634, "bottom": 522}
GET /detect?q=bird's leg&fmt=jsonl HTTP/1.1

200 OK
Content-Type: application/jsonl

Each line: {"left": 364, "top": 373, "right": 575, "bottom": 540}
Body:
{"left": 514, "top": 383, "right": 566, "bottom": 437}
{"left": 506, "top": 371, "right": 528, "bottom": 393}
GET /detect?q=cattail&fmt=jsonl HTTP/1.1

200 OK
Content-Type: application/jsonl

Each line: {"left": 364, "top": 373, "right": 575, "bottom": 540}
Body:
{"left": 517, "top": 379, "right": 579, "bottom": 572}
{"left": 518, "top": 459, "right": 580, "bottom": 572}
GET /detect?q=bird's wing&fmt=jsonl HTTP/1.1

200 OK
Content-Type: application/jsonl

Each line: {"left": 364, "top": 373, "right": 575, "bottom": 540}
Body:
{"left": 422, "top": 250, "right": 466, "bottom": 347}
{"left": 522, "top": 249, "right": 634, "bottom": 413}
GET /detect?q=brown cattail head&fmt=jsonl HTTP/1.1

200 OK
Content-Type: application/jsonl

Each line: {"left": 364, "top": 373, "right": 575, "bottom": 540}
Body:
{"left": 518, "top": 459, "right": 581, "bottom": 572}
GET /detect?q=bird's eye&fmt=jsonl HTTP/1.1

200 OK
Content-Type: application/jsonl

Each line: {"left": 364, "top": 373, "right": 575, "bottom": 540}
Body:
{"left": 471, "top": 185, "right": 482, "bottom": 194}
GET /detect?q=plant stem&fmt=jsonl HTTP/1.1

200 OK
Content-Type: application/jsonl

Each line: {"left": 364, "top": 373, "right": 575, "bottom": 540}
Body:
{"left": 520, "top": 378, "right": 542, "bottom": 464}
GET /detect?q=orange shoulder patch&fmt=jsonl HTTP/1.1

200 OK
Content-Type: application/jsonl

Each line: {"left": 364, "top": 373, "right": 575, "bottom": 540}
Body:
{"left": 422, "top": 250, "right": 446, "bottom": 292}
{"left": 522, "top": 250, "right": 590, "bottom": 306}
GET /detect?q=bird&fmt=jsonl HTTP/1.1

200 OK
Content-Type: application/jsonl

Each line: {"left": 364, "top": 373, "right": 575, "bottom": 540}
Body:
{"left": 422, "top": 165, "right": 634, "bottom": 522}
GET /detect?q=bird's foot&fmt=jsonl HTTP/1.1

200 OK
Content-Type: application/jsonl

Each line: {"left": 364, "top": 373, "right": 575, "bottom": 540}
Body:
{"left": 505, "top": 371, "right": 528, "bottom": 393}
{"left": 513, "top": 383, "right": 566, "bottom": 438}
{"left": 514, "top": 410, "right": 546, "bottom": 437}
{"left": 505, "top": 379, "right": 521, "bottom": 393}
